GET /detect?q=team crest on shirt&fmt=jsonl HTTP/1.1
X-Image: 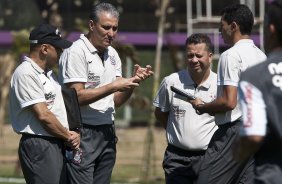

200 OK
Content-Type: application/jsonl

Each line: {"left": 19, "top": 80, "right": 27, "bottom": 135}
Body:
{"left": 172, "top": 106, "right": 186, "bottom": 118}
{"left": 109, "top": 56, "right": 116, "bottom": 65}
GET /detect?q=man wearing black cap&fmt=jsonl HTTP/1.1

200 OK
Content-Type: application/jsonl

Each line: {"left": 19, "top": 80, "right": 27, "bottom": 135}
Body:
{"left": 236, "top": 0, "right": 282, "bottom": 183}
{"left": 9, "top": 23, "right": 80, "bottom": 184}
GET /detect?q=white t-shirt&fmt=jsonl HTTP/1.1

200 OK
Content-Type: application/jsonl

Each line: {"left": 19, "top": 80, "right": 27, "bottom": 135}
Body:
{"left": 215, "top": 39, "right": 267, "bottom": 125}
{"left": 239, "top": 81, "right": 267, "bottom": 136}
{"left": 9, "top": 56, "right": 69, "bottom": 136}
{"left": 59, "top": 34, "right": 122, "bottom": 126}
{"left": 153, "top": 70, "right": 218, "bottom": 150}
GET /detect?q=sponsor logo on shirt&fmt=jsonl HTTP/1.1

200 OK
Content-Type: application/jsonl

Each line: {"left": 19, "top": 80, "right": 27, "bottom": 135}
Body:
{"left": 244, "top": 84, "right": 253, "bottom": 127}
{"left": 87, "top": 72, "right": 100, "bottom": 88}
{"left": 268, "top": 62, "right": 282, "bottom": 90}
{"left": 172, "top": 105, "right": 186, "bottom": 119}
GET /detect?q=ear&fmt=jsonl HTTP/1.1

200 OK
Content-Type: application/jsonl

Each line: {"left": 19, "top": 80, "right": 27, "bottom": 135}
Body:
{"left": 208, "top": 52, "right": 213, "bottom": 63}
{"left": 40, "top": 44, "right": 48, "bottom": 55}
{"left": 89, "top": 20, "right": 95, "bottom": 31}
{"left": 231, "top": 22, "right": 238, "bottom": 31}
{"left": 269, "top": 24, "right": 276, "bottom": 34}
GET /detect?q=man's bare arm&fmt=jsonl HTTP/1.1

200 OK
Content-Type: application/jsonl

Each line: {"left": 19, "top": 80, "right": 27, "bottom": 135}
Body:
{"left": 190, "top": 85, "right": 237, "bottom": 115}
{"left": 32, "top": 102, "right": 70, "bottom": 140}
{"left": 32, "top": 102, "right": 80, "bottom": 149}
{"left": 66, "top": 77, "right": 139, "bottom": 106}
{"left": 154, "top": 107, "right": 169, "bottom": 129}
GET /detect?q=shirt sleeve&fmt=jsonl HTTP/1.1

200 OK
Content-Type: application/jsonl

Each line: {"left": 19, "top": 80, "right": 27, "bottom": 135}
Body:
{"left": 153, "top": 78, "right": 170, "bottom": 112}
{"left": 239, "top": 81, "right": 267, "bottom": 136}
{"left": 217, "top": 52, "right": 240, "bottom": 87}
{"left": 15, "top": 73, "right": 45, "bottom": 108}
{"left": 60, "top": 47, "right": 88, "bottom": 83}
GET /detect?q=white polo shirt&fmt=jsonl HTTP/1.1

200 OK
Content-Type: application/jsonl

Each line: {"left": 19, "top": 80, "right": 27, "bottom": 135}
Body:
{"left": 153, "top": 70, "right": 218, "bottom": 150}
{"left": 59, "top": 34, "right": 122, "bottom": 126}
{"left": 239, "top": 81, "right": 267, "bottom": 136}
{"left": 9, "top": 56, "right": 69, "bottom": 136}
{"left": 215, "top": 39, "right": 266, "bottom": 125}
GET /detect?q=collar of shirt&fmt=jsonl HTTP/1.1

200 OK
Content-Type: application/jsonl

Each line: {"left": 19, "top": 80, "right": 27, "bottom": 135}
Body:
{"left": 23, "top": 56, "right": 53, "bottom": 77}
{"left": 234, "top": 39, "right": 254, "bottom": 46}
{"left": 80, "top": 34, "right": 108, "bottom": 56}
{"left": 184, "top": 70, "right": 214, "bottom": 90}
{"left": 200, "top": 71, "right": 216, "bottom": 90}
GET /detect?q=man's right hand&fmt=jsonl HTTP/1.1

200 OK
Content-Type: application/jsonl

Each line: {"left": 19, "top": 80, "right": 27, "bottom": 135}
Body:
{"left": 66, "top": 131, "right": 81, "bottom": 149}
{"left": 113, "top": 77, "right": 140, "bottom": 92}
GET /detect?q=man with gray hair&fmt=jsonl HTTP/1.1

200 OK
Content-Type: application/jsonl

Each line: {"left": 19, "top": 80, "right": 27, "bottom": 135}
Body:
{"left": 59, "top": 2, "right": 153, "bottom": 184}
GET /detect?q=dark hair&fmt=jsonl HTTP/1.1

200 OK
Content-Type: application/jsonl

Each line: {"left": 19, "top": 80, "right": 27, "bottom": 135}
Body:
{"left": 266, "top": 0, "right": 282, "bottom": 43}
{"left": 89, "top": 2, "right": 119, "bottom": 23}
{"left": 185, "top": 33, "right": 214, "bottom": 53}
{"left": 220, "top": 4, "right": 254, "bottom": 35}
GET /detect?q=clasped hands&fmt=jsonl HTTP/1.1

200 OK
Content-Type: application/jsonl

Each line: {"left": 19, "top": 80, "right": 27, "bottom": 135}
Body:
{"left": 133, "top": 64, "right": 154, "bottom": 82}
{"left": 114, "top": 64, "right": 154, "bottom": 92}
{"left": 66, "top": 131, "right": 80, "bottom": 150}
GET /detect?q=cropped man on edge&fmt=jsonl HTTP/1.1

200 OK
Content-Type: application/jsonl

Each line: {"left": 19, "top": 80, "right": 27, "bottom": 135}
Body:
{"left": 236, "top": 0, "right": 282, "bottom": 183}
{"left": 9, "top": 23, "right": 80, "bottom": 184}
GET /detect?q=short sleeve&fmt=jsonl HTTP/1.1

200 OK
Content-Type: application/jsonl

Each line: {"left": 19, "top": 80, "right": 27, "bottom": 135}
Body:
{"left": 239, "top": 81, "right": 267, "bottom": 136}
{"left": 217, "top": 52, "right": 240, "bottom": 87}
{"left": 14, "top": 73, "right": 45, "bottom": 108}
{"left": 60, "top": 47, "right": 88, "bottom": 83}
{"left": 153, "top": 78, "right": 170, "bottom": 112}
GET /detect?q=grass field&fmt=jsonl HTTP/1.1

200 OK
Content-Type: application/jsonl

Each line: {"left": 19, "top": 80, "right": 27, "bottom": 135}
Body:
{"left": 0, "top": 125, "right": 167, "bottom": 184}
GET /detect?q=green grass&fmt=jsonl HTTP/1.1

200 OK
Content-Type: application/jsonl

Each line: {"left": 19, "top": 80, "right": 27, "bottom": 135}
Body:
{"left": 0, "top": 162, "right": 23, "bottom": 178}
{"left": 111, "top": 164, "right": 164, "bottom": 183}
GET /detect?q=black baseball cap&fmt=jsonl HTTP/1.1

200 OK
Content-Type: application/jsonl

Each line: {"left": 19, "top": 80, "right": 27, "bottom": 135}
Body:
{"left": 29, "top": 23, "right": 72, "bottom": 49}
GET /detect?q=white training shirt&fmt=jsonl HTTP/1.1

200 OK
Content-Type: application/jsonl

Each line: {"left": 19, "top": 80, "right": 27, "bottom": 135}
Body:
{"left": 9, "top": 56, "right": 69, "bottom": 136}
{"left": 215, "top": 39, "right": 266, "bottom": 125}
{"left": 239, "top": 81, "right": 267, "bottom": 136}
{"left": 153, "top": 70, "right": 218, "bottom": 150}
{"left": 59, "top": 34, "right": 122, "bottom": 126}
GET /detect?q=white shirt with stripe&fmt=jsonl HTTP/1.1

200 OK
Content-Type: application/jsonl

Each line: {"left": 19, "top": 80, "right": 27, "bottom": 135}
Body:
{"left": 215, "top": 39, "right": 266, "bottom": 125}
{"left": 9, "top": 56, "right": 69, "bottom": 136}
{"left": 59, "top": 34, "right": 122, "bottom": 126}
{"left": 153, "top": 70, "right": 218, "bottom": 150}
